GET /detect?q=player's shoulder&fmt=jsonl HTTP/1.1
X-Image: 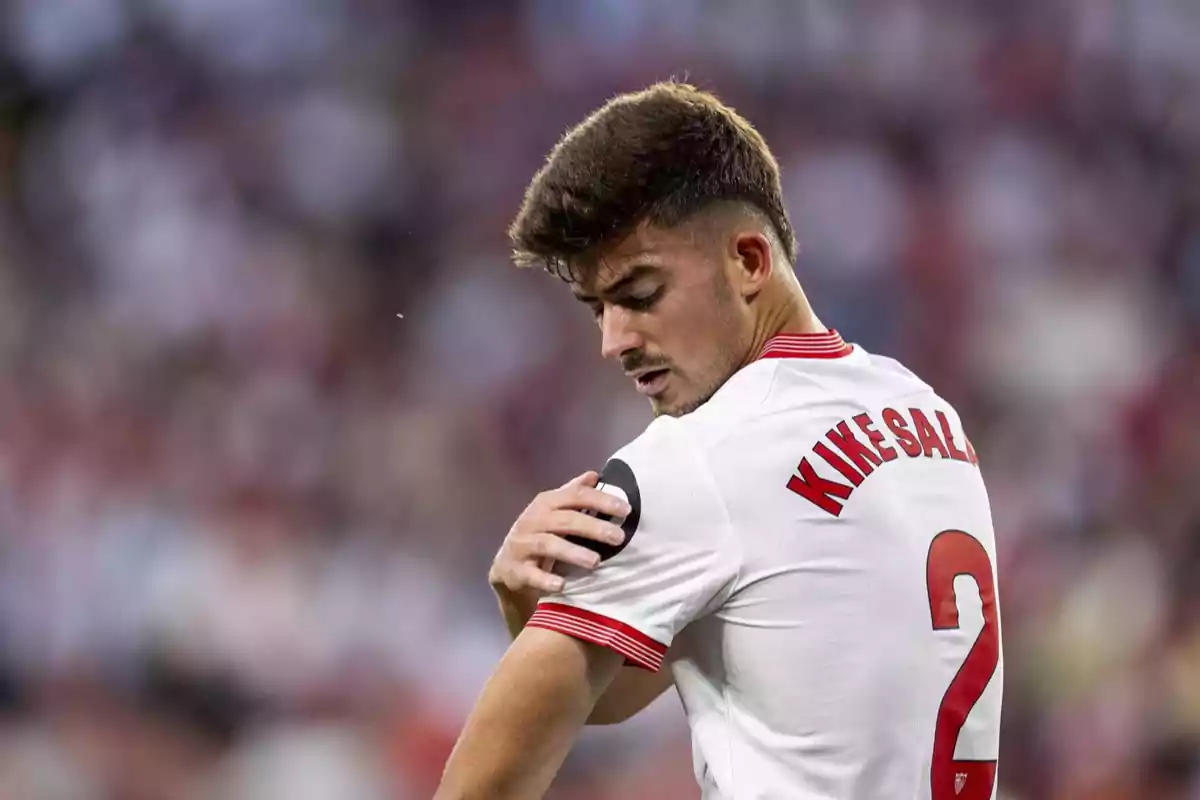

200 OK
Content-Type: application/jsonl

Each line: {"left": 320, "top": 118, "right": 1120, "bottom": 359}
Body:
{"left": 606, "top": 365, "right": 775, "bottom": 479}
{"left": 672, "top": 359, "right": 782, "bottom": 442}
{"left": 609, "top": 413, "right": 695, "bottom": 477}
{"left": 750, "top": 342, "right": 938, "bottom": 409}
{"left": 601, "top": 405, "right": 729, "bottom": 514}
{"left": 610, "top": 342, "right": 944, "bottom": 477}
{"left": 682, "top": 342, "right": 934, "bottom": 423}
{"left": 674, "top": 343, "right": 950, "bottom": 467}
{"left": 848, "top": 348, "right": 939, "bottom": 399}
{"left": 594, "top": 414, "right": 729, "bottom": 551}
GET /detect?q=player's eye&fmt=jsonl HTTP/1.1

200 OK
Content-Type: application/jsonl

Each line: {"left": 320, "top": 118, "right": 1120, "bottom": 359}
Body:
{"left": 621, "top": 288, "right": 662, "bottom": 312}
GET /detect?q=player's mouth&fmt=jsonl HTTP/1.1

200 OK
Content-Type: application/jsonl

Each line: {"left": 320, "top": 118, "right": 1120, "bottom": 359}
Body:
{"left": 632, "top": 368, "right": 670, "bottom": 396}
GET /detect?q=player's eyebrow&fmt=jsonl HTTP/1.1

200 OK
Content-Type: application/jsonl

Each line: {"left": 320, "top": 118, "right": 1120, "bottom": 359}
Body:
{"left": 571, "top": 264, "right": 662, "bottom": 303}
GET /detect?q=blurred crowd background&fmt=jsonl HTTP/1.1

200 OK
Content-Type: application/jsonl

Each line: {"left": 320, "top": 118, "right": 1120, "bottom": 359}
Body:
{"left": 0, "top": 1, "right": 1198, "bottom": 798}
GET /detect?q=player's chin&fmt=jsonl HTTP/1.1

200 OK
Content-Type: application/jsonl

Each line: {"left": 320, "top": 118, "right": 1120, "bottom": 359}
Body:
{"left": 649, "top": 389, "right": 695, "bottom": 418}
{"left": 647, "top": 391, "right": 671, "bottom": 417}
{"left": 652, "top": 380, "right": 720, "bottom": 417}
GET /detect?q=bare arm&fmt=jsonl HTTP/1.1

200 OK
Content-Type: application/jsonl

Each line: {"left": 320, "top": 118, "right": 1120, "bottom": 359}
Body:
{"left": 435, "top": 627, "right": 625, "bottom": 800}
{"left": 585, "top": 662, "right": 674, "bottom": 725}
{"left": 493, "top": 582, "right": 673, "bottom": 725}
{"left": 494, "top": 583, "right": 538, "bottom": 641}
{"left": 489, "top": 472, "right": 674, "bottom": 725}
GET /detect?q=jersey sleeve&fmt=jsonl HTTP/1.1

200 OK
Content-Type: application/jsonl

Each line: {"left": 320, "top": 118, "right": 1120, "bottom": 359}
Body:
{"left": 526, "top": 417, "right": 739, "bottom": 672}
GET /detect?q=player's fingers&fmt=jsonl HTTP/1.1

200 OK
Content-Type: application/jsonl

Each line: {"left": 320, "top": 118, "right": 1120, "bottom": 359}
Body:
{"left": 514, "top": 562, "right": 564, "bottom": 594}
{"left": 557, "top": 470, "right": 598, "bottom": 491}
{"left": 529, "top": 533, "right": 603, "bottom": 569}
{"left": 536, "top": 472, "right": 599, "bottom": 511}
{"left": 557, "top": 484, "right": 632, "bottom": 518}
{"left": 544, "top": 509, "right": 626, "bottom": 546}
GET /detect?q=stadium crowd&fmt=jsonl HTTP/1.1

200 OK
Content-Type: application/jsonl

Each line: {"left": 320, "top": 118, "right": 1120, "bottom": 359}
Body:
{"left": 0, "top": 1, "right": 1198, "bottom": 797}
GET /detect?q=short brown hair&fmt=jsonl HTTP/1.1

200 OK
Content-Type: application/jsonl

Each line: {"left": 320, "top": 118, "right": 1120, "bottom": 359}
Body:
{"left": 508, "top": 81, "right": 797, "bottom": 280}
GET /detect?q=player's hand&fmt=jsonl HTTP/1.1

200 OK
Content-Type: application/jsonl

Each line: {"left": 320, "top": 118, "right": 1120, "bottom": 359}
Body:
{"left": 489, "top": 471, "right": 630, "bottom": 595}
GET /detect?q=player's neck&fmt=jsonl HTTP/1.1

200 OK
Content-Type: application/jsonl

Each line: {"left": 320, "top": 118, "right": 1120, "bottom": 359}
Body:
{"left": 741, "top": 293, "right": 826, "bottom": 368}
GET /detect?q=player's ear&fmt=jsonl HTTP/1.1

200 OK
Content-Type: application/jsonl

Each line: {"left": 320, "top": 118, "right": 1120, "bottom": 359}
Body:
{"left": 730, "top": 230, "right": 774, "bottom": 301}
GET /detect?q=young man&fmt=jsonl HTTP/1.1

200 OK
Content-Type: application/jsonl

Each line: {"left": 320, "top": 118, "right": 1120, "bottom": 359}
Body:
{"left": 436, "top": 82, "right": 1002, "bottom": 800}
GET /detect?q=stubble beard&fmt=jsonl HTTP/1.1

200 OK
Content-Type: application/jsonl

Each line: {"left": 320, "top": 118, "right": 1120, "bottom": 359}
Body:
{"left": 653, "top": 345, "right": 742, "bottom": 418}
{"left": 654, "top": 267, "right": 749, "bottom": 418}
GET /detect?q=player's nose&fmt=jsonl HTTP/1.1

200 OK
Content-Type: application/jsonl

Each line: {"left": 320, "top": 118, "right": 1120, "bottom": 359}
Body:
{"left": 599, "top": 306, "right": 643, "bottom": 361}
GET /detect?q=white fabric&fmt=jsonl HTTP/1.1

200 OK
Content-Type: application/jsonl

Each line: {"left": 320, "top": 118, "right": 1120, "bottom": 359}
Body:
{"left": 535, "top": 336, "right": 1003, "bottom": 799}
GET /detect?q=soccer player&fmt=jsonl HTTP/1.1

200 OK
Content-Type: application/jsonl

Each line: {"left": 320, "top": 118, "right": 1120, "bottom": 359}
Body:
{"left": 436, "top": 82, "right": 1002, "bottom": 800}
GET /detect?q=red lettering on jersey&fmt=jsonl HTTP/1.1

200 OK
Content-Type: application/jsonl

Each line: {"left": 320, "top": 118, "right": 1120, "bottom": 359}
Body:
{"left": 936, "top": 411, "right": 969, "bottom": 463}
{"left": 883, "top": 408, "right": 922, "bottom": 457}
{"left": 827, "top": 421, "right": 883, "bottom": 476}
{"left": 814, "top": 442, "right": 865, "bottom": 487}
{"left": 965, "top": 437, "right": 979, "bottom": 466}
{"left": 794, "top": 409, "right": 977, "bottom": 514}
{"left": 786, "top": 457, "right": 853, "bottom": 516}
{"left": 911, "top": 409, "right": 950, "bottom": 459}
{"left": 853, "top": 413, "right": 898, "bottom": 462}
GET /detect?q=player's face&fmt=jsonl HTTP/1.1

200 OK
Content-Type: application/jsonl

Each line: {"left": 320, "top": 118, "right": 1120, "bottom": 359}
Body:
{"left": 571, "top": 222, "right": 753, "bottom": 417}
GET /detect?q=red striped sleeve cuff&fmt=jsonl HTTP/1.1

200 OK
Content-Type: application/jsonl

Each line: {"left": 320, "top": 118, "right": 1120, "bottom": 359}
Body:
{"left": 527, "top": 602, "right": 668, "bottom": 672}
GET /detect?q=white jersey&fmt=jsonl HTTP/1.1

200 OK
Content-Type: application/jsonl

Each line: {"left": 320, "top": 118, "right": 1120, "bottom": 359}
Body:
{"left": 528, "top": 331, "right": 1002, "bottom": 800}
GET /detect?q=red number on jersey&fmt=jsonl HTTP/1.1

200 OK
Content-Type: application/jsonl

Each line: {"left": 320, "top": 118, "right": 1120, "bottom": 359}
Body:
{"left": 926, "top": 530, "right": 1000, "bottom": 800}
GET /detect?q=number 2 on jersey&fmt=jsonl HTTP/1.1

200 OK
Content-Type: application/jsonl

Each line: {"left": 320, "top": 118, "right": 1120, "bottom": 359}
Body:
{"left": 926, "top": 530, "right": 1000, "bottom": 800}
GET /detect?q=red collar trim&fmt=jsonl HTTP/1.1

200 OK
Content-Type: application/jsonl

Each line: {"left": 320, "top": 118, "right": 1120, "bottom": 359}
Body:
{"left": 757, "top": 330, "right": 853, "bottom": 360}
